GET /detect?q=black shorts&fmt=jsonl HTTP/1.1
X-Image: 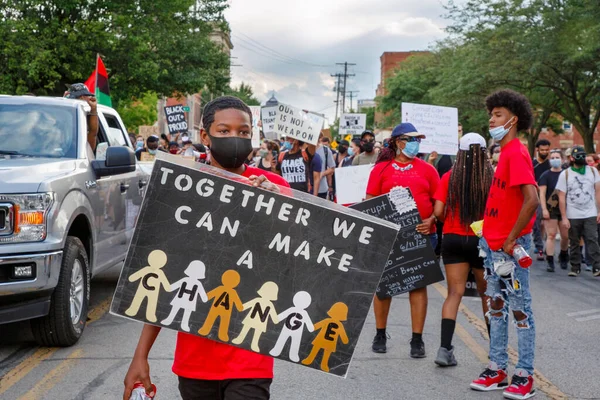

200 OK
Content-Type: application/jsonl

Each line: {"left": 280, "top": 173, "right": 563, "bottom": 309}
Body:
{"left": 549, "top": 208, "right": 562, "bottom": 220}
{"left": 178, "top": 376, "right": 272, "bottom": 400}
{"left": 441, "top": 234, "right": 484, "bottom": 269}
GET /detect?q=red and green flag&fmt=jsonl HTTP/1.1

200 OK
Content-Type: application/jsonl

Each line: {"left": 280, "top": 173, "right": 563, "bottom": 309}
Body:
{"left": 84, "top": 54, "right": 112, "bottom": 107}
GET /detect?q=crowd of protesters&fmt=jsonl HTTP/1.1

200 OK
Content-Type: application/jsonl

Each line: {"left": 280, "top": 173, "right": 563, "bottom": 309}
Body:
{"left": 121, "top": 89, "right": 600, "bottom": 400}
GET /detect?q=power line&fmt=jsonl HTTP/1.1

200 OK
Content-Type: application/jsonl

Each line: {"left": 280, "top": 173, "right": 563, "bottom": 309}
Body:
{"left": 335, "top": 62, "right": 355, "bottom": 113}
{"left": 233, "top": 38, "right": 300, "bottom": 66}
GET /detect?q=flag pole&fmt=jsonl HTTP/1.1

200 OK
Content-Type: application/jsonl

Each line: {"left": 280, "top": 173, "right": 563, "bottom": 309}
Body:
{"left": 95, "top": 53, "right": 99, "bottom": 97}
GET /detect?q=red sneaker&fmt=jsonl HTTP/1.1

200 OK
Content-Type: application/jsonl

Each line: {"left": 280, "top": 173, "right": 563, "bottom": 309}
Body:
{"left": 470, "top": 363, "right": 509, "bottom": 391}
{"left": 503, "top": 370, "right": 536, "bottom": 400}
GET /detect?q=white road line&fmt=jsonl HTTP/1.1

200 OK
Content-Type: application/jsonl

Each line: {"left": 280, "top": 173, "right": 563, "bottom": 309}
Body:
{"left": 566, "top": 308, "right": 600, "bottom": 317}
{"left": 575, "top": 314, "right": 600, "bottom": 322}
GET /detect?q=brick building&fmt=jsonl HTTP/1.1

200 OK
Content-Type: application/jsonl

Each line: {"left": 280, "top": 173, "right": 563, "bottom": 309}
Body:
{"left": 533, "top": 122, "right": 600, "bottom": 152}
{"left": 374, "top": 51, "right": 429, "bottom": 136}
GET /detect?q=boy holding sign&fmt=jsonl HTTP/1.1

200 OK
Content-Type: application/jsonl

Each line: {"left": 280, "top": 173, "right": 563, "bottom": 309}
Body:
{"left": 122, "top": 97, "right": 289, "bottom": 400}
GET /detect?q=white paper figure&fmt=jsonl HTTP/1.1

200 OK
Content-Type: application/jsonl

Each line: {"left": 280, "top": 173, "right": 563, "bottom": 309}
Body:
{"left": 232, "top": 281, "right": 279, "bottom": 352}
{"left": 160, "top": 260, "right": 208, "bottom": 332}
{"left": 269, "top": 291, "right": 314, "bottom": 362}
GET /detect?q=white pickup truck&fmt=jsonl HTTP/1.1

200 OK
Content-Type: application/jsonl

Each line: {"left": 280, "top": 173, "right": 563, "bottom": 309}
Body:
{"left": 0, "top": 95, "right": 150, "bottom": 346}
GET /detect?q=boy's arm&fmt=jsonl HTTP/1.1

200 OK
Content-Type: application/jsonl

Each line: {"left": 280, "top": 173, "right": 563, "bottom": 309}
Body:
{"left": 128, "top": 269, "right": 146, "bottom": 282}
{"left": 123, "top": 324, "right": 161, "bottom": 400}
{"left": 277, "top": 307, "right": 294, "bottom": 321}
{"left": 502, "top": 184, "right": 539, "bottom": 253}
{"left": 233, "top": 292, "right": 244, "bottom": 311}
{"left": 206, "top": 287, "right": 219, "bottom": 300}
{"left": 302, "top": 310, "right": 315, "bottom": 332}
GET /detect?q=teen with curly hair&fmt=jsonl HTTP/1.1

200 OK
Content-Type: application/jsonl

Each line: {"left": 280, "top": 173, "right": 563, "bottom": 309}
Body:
{"left": 470, "top": 89, "right": 539, "bottom": 400}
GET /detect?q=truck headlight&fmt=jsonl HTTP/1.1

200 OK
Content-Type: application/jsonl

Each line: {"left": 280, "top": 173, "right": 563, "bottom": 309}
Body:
{"left": 0, "top": 193, "right": 54, "bottom": 243}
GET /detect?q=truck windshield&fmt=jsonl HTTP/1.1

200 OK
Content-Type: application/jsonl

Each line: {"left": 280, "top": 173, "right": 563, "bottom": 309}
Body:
{"left": 0, "top": 103, "right": 77, "bottom": 158}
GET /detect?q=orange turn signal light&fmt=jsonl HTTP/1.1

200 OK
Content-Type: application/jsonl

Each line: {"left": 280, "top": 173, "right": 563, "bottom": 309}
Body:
{"left": 14, "top": 206, "right": 44, "bottom": 234}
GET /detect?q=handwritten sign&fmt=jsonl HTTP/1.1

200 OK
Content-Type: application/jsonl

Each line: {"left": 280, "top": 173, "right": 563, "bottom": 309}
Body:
{"left": 111, "top": 155, "right": 399, "bottom": 377}
{"left": 402, "top": 102, "right": 458, "bottom": 155}
{"left": 273, "top": 103, "right": 324, "bottom": 145}
{"left": 335, "top": 165, "right": 372, "bottom": 205}
{"left": 140, "top": 152, "right": 156, "bottom": 162}
{"left": 261, "top": 106, "right": 278, "bottom": 140}
{"left": 350, "top": 187, "right": 444, "bottom": 298}
{"left": 164, "top": 105, "right": 188, "bottom": 135}
{"left": 339, "top": 114, "right": 367, "bottom": 137}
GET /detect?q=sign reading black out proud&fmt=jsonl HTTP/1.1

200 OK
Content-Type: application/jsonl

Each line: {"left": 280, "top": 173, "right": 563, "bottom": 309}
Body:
{"left": 351, "top": 188, "right": 444, "bottom": 298}
{"left": 164, "top": 105, "right": 188, "bottom": 134}
{"left": 111, "top": 157, "right": 399, "bottom": 377}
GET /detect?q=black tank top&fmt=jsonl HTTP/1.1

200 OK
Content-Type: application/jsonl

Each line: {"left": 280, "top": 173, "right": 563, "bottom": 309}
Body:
{"left": 257, "top": 158, "right": 271, "bottom": 171}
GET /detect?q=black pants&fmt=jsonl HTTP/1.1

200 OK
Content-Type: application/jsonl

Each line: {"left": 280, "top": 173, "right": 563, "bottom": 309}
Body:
{"left": 178, "top": 377, "right": 272, "bottom": 400}
{"left": 568, "top": 217, "right": 600, "bottom": 272}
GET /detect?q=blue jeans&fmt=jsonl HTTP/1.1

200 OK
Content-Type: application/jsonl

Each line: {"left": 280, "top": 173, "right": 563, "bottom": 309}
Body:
{"left": 429, "top": 233, "right": 438, "bottom": 251}
{"left": 479, "top": 235, "right": 535, "bottom": 375}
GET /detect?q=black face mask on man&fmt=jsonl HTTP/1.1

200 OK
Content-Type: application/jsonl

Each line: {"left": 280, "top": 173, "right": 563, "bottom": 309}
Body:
{"left": 362, "top": 142, "right": 375, "bottom": 153}
{"left": 573, "top": 156, "right": 587, "bottom": 166}
{"left": 338, "top": 145, "right": 348, "bottom": 154}
{"left": 208, "top": 134, "right": 253, "bottom": 169}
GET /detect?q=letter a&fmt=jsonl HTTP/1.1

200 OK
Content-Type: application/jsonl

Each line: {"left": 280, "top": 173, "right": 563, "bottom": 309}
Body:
{"left": 237, "top": 250, "right": 254, "bottom": 269}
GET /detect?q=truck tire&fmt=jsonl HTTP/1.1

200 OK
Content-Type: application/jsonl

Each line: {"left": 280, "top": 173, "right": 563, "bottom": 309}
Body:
{"left": 32, "top": 236, "right": 90, "bottom": 347}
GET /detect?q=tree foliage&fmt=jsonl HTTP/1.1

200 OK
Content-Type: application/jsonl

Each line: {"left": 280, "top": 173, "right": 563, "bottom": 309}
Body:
{"left": 117, "top": 92, "right": 158, "bottom": 133}
{"left": 0, "top": 0, "right": 231, "bottom": 106}
{"left": 227, "top": 82, "right": 260, "bottom": 106}
{"left": 378, "top": 0, "right": 600, "bottom": 153}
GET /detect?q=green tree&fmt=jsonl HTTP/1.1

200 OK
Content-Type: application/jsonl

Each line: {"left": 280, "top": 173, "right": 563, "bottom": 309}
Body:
{"left": 117, "top": 92, "right": 159, "bottom": 133}
{"left": 0, "top": 0, "right": 231, "bottom": 106}
{"left": 227, "top": 82, "right": 260, "bottom": 105}
{"left": 363, "top": 107, "right": 375, "bottom": 130}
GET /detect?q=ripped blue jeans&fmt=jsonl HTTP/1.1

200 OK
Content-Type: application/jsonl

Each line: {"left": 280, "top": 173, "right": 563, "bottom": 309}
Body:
{"left": 480, "top": 235, "right": 535, "bottom": 375}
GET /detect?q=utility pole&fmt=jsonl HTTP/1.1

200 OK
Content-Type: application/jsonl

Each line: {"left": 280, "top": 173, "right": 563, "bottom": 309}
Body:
{"left": 331, "top": 73, "right": 343, "bottom": 121}
{"left": 336, "top": 62, "right": 355, "bottom": 113}
{"left": 346, "top": 90, "right": 359, "bottom": 112}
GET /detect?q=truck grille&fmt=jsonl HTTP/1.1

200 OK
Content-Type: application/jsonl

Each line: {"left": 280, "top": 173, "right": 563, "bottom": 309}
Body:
{"left": 0, "top": 203, "right": 14, "bottom": 235}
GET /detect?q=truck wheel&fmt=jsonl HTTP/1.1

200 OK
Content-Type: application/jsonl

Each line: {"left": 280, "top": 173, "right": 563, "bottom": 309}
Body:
{"left": 32, "top": 236, "right": 90, "bottom": 347}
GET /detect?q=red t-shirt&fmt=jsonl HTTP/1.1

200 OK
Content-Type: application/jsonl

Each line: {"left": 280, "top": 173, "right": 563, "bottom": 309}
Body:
{"left": 172, "top": 166, "right": 289, "bottom": 380}
{"left": 483, "top": 138, "right": 536, "bottom": 251}
{"left": 434, "top": 171, "right": 475, "bottom": 236}
{"left": 366, "top": 158, "right": 440, "bottom": 219}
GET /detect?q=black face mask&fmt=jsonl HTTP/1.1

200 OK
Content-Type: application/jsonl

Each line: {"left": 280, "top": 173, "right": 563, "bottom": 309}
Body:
{"left": 539, "top": 153, "right": 548, "bottom": 160}
{"left": 574, "top": 157, "right": 586, "bottom": 166}
{"left": 208, "top": 134, "right": 253, "bottom": 169}
{"left": 363, "top": 142, "right": 375, "bottom": 153}
{"left": 338, "top": 145, "right": 348, "bottom": 154}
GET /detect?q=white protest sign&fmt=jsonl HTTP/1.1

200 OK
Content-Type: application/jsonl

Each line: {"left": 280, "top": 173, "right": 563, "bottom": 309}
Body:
{"left": 335, "top": 165, "right": 373, "bottom": 205}
{"left": 339, "top": 113, "right": 367, "bottom": 137}
{"left": 250, "top": 106, "right": 261, "bottom": 148}
{"left": 401, "top": 102, "right": 459, "bottom": 155}
{"left": 261, "top": 106, "right": 277, "bottom": 140}
{"left": 273, "top": 103, "right": 324, "bottom": 145}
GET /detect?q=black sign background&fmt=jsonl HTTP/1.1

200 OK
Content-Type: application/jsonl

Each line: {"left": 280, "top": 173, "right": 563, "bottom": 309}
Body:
{"left": 111, "top": 159, "right": 398, "bottom": 377}
{"left": 351, "top": 190, "right": 444, "bottom": 298}
{"left": 164, "top": 105, "right": 188, "bottom": 134}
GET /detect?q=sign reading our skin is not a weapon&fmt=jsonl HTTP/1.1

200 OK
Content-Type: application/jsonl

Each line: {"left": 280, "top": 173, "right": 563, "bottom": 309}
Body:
{"left": 351, "top": 187, "right": 444, "bottom": 298}
{"left": 110, "top": 154, "right": 399, "bottom": 377}
{"left": 164, "top": 105, "right": 189, "bottom": 134}
{"left": 273, "top": 103, "right": 324, "bottom": 145}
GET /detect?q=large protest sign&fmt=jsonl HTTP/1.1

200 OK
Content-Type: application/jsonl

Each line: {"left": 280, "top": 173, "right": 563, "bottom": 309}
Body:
{"left": 261, "top": 106, "right": 277, "bottom": 140}
{"left": 464, "top": 270, "right": 479, "bottom": 297}
{"left": 402, "top": 102, "right": 459, "bottom": 155}
{"left": 339, "top": 113, "right": 367, "bottom": 137}
{"left": 250, "top": 106, "right": 262, "bottom": 148}
{"left": 335, "top": 165, "right": 372, "bottom": 205}
{"left": 273, "top": 103, "right": 324, "bottom": 145}
{"left": 111, "top": 155, "right": 399, "bottom": 377}
{"left": 164, "top": 105, "right": 189, "bottom": 135}
{"left": 351, "top": 187, "right": 444, "bottom": 298}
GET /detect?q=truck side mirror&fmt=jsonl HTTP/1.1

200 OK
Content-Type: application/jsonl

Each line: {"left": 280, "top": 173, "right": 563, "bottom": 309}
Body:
{"left": 91, "top": 146, "right": 136, "bottom": 178}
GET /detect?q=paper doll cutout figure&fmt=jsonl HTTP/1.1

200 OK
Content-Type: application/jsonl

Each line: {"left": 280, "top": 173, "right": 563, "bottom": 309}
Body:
{"left": 301, "top": 302, "right": 349, "bottom": 373}
{"left": 198, "top": 270, "right": 243, "bottom": 341}
{"left": 160, "top": 260, "right": 208, "bottom": 332}
{"left": 125, "top": 250, "right": 171, "bottom": 323}
{"left": 269, "top": 291, "right": 314, "bottom": 362}
{"left": 232, "top": 281, "right": 279, "bottom": 352}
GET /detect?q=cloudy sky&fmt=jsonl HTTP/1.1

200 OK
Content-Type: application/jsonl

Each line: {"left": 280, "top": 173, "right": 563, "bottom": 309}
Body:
{"left": 225, "top": 0, "right": 452, "bottom": 127}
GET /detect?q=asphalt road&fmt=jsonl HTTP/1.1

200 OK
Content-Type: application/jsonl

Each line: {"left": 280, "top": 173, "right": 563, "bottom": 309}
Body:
{"left": 1, "top": 257, "right": 599, "bottom": 400}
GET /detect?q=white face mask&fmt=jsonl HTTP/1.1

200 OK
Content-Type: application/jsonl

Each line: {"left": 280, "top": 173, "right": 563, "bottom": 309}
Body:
{"left": 489, "top": 116, "right": 515, "bottom": 141}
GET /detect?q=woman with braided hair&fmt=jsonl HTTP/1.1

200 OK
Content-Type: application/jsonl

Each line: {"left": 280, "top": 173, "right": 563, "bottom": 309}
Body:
{"left": 432, "top": 133, "right": 494, "bottom": 367}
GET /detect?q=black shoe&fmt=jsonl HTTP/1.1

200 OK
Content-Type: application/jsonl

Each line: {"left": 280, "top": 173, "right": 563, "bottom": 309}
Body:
{"left": 546, "top": 264, "right": 555, "bottom": 272}
{"left": 568, "top": 268, "right": 581, "bottom": 277}
{"left": 372, "top": 332, "right": 387, "bottom": 353}
{"left": 594, "top": 269, "right": 600, "bottom": 277}
{"left": 410, "top": 339, "right": 426, "bottom": 358}
{"left": 559, "top": 257, "right": 569, "bottom": 270}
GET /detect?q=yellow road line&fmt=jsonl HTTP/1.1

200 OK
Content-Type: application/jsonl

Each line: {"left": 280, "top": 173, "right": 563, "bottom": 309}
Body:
{"left": 433, "top": 283, "right": 569, "bottom": 400}
{"left": 16, "top": 349, "right": 83, "bottom": 400}
{"left": 0, "top": 294, "right": 112, "bottom": 397}
{"left": 0, "top": 348, "right": 58, "bottom": 396}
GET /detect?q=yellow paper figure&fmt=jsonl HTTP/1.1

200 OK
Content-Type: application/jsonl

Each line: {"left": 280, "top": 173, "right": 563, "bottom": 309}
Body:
{"left": 301, "top": 302, "right": 349, "bottom": 373}
{"left": 125, "top": 250, "right": 171, "bottom": 323}
{"left": 231, "top": 281, "right": 279, "bottom": 352}
{"left": 198, "top": 270, "right": 243, "bottom": 342}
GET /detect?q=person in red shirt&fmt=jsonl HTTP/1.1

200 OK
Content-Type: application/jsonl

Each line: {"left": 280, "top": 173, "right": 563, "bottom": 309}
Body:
{"left": 433, "top": 133, "right": 494, "bottom": 367}
{"left": 470, "top": 90, "right": 539, "bottom": 400}
{"left": 366, "top": 123, "right": 440, "bottom": 358}
{"left": 123, "top": 96, "right": 289, "bottom": 400}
